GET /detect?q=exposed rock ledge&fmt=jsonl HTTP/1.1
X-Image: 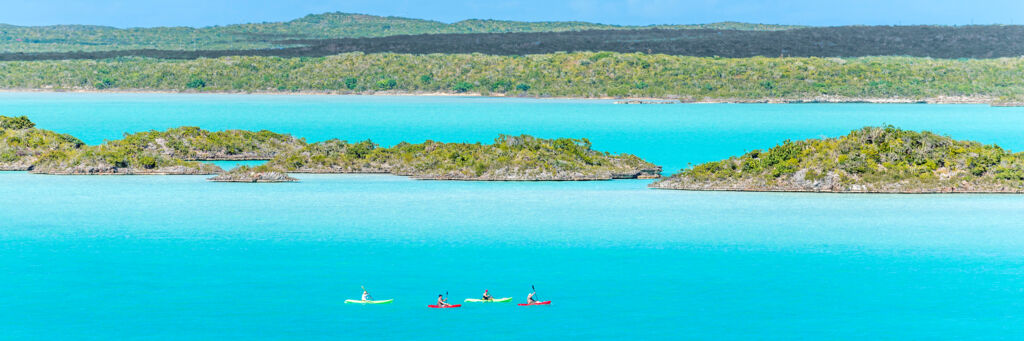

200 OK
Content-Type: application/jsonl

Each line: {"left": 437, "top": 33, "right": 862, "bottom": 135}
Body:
{"left": 207, "top": 166, "right": 298, "bottom": 182}
{"left": 30, "top": 164, "right": 221, "bottom": 175}
{"left": 209, "top": 171, "right": 297, "bottom": 183}
{"left": 649, "top": 171, "right": 1024, "bottom": 193}
{"left": 404, "top": 167, "right": 662, "bottom": 181}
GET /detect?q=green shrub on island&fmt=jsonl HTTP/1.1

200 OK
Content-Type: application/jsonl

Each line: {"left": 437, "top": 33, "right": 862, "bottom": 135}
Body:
{"left": 26, "top": 125, "right": 304, "bottom": 174}
{"left": 269, "top": 134, "right": 662, "bottom": 180}
{"left": 270, "top": 139, "right": 390, "bottom": 173}
{"left": 30, "top": 141, "right": 223, "bottom": 175}
{"left": 0, "top": 115, "right": 36, "bottom": 130}
{"left": 1, "top": 53, "right": 1021, "bottom": 102}
{"left": 651, "top": 126, "right": 1024, "bottom": 193}
{"left": 116, "top": 126, "right": 306, "bottom": 160}
{"left": 0, "top": 116, "right": 84, "bottom": 170}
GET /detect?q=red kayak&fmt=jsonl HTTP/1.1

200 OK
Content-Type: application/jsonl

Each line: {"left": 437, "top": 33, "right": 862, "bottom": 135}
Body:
{"left": 518, "top": 301, "right": 551, "bottom": 306}
{"left": 427, "top": 304, "right": 462, "bottom": 308}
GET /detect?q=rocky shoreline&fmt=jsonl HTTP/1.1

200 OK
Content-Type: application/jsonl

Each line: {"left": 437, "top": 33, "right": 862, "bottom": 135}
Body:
{"left": 649, "top": 175, "right": 1024, "bottom": 193}
{"left": 30, "top": 164, "right": 222, "bottom": 175}
{"left": 1, "top": 89, "right": 1018, "bottom": 106}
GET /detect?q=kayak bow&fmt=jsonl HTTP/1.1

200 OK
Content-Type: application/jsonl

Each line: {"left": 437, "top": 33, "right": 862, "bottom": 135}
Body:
{"left": 344, "top": 299, "right": 394, "bottom": 304}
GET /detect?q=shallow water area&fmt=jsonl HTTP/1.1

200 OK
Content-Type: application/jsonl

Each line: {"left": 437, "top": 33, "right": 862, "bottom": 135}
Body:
{"left": 3, "top": 94, "right": 1024, "bottom": 339}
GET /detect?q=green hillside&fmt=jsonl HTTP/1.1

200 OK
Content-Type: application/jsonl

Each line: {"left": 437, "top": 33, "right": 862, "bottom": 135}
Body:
{"left": 0, "top": 12, "right": 799, "bottom": 53}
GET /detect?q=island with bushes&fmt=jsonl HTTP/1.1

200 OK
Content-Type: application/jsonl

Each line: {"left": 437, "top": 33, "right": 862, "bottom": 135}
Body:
{"left": 0, "top": 115, "right": 85, "bottom": 170}
{"left": 1, "top": 116, "right": 661, "bottom": 181}
{"left": 650, "top": 126, "right": 1024, "bottom": 193}
{"left": 208, "top": 165, "right": 298, "bottom": 183}
{"left": 266, "top": 135, "right": 661, "bottom": 180}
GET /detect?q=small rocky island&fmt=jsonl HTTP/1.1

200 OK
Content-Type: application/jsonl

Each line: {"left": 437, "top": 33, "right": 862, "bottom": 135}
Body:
{"left": 208, "top": 165, "right": 298, "bottom": 183}
{"left": 651, "top": 126, "right": 1024, "bottom": 193}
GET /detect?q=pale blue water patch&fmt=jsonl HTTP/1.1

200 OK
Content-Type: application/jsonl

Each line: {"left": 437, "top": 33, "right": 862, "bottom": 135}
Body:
{"left": 3, "top": 94, "right": 1024, "bottom": 339}
{"left": 1, "top": 93, "right": 1023, "bottom": 172}
{"left": 2, "top": 173, "right": 1024, "bottom": 339}
{"left": 204, "top": 160, "right": 268, "bottom": 169}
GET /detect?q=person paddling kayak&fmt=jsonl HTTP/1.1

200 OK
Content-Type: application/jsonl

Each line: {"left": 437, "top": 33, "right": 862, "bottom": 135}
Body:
{"left": 527, "top": 290, "right": 539, "bottom": 304}
{"left": 482, "top": 289, "right": 493, "bottom": 301}
{"left": 362, "top": 289, "right": 373, "bottom": 301}
{"left": 437, "top": 294, "right": 451, "bottom": 307}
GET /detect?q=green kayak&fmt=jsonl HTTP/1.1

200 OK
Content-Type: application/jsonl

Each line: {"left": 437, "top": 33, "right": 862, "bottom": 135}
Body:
{"left": 345, "top": 299, "right": 394, "bottom": 304}
{"left": 464, "top": 297, "right": 513, "bottom": 303}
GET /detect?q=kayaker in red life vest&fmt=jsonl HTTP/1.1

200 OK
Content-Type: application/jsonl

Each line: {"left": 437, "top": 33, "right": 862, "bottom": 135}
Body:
{"left": 437, "top": 294, "right": 450, "bottom": 307}
{"left": 482, "top": 289, "right": 493, "bottom": 301}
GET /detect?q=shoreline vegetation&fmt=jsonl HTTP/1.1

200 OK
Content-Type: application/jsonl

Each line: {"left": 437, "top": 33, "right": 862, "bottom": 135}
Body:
{"left": 651, "top": 126, "right": 1024, "bottom": 193}
{"left": 8, "top": 116, "right": 1024, "bottom": 192}
{"left": 1, "top": 53, "right": 1021, "bottom": 105}
{"left": 1, "top": 116, "right": 661, "bottom": 182}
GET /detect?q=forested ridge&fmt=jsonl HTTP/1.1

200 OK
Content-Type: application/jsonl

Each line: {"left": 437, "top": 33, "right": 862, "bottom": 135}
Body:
{"left": 0, "top": 12, "right": 797, "bottom": 53}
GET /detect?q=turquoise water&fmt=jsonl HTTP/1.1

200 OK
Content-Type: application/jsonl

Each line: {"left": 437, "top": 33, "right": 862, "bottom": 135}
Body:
{"left": 3, "top": 93, "right": 1024, "bottom": 339}
{"left": 3, "top": 92, "right": 1024, "bottom": 171}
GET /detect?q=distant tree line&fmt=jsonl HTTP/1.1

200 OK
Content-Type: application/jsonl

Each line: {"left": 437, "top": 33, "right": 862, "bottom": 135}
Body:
{"left": 0, "top": 52, "right": 1020, "bottom": 101}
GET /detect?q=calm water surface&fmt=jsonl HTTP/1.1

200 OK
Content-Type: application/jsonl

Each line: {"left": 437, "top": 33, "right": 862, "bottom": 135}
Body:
{"left": 2, "top": 93, "right": 1024, "bottom": 340}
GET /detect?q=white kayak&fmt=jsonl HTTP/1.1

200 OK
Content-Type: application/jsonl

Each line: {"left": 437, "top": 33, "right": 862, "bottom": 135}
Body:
{"left": 464, "top": 297, "right": 513, "bottom": 303}
{"left": 345, "top": 299, "right": 394, "bottom": 304}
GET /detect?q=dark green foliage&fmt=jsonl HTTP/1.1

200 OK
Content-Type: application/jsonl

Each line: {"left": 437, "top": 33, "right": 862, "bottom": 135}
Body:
{"left": 344, "top": 77, "right": 359, "bottom": 89}
{"left": 376, "top": 78, "right": 397, "bottom": 90}
{"left": 0, "top": 115, "right": 35, "bottom": 130}
{"left": 453, "top": 81, "right": 474, "bottom": 93}
{"left": 95, "top": 77, "right": 115, "bottom": 89}
{"left": 186, "top": 78, "right": 206, "bottom": 88}
{"left": 10, "top": 25, "right": 1024, "bottom": 60}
